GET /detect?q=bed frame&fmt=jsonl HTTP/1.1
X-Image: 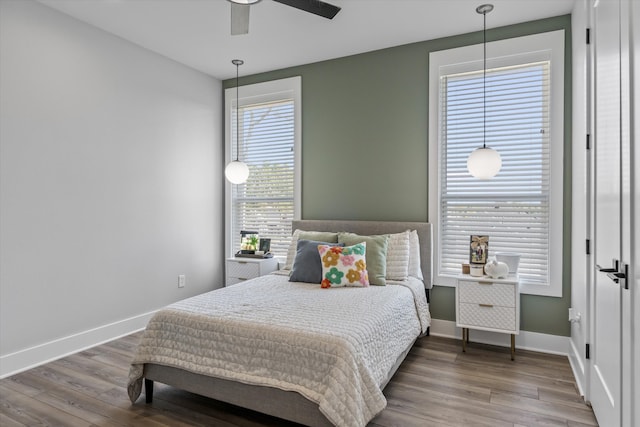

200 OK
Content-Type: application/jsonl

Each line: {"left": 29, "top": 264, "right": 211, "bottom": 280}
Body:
{"left": 142, "top": 220, "right": 433, "bottom": 427}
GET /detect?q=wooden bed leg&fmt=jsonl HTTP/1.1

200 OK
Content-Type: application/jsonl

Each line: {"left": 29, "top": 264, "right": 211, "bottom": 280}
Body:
{"left": 145, "top": 379, "right": 154, "bottom": 403}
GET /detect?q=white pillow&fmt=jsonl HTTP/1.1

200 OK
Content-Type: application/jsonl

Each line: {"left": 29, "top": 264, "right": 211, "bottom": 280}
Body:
{"left": 385, "top": 230, "right": 410, "bottom": 281}
{"left": 284, "top": 229, "right": 302, "bottom": 270}
{"left": 408, "top": 230, "right": 423, "bottom": 280}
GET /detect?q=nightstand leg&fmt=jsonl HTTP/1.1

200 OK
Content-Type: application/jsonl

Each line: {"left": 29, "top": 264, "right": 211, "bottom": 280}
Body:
{"left": 511, "top": 334, "right": 515, "bottom": 360}
{"left": 462, "top": 328, "right": 467, "bottom": 352}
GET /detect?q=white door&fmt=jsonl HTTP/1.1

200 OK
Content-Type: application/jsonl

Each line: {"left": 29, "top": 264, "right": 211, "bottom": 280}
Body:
{"left": 590, "top": 0, "right": 623, "bottom": 425}
{"left": 619, "top": 0, "right": 634, "bottom": 425}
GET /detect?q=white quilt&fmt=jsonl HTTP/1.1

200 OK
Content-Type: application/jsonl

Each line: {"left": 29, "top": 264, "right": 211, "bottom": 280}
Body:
{"left": 128, "top": 273, "right": 430, "bottom": 427}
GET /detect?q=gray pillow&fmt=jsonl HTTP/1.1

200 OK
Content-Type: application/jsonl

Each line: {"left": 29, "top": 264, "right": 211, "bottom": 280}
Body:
{"left": 284, "top": 230, "right": 339, "bottom": 271}
{"left": 289, "top": 240, "right": 343, "bottom": 284}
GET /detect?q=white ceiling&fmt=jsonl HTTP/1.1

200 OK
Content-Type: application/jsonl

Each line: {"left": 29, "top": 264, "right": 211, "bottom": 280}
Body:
{"left": 37, "top": 0, "right": 575, "bottom": 80}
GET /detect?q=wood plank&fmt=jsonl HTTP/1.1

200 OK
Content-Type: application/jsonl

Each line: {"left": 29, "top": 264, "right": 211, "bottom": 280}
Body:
{"left": 31, "top": 382, "right": 165, "bottom": 427}
{"left": 390, "top": 369, "right": 492, "bottom": 403}
{"left": 413, "top": 353, "right": 578, "bottom": 394}
{"left": 399, "top": 354, "right": 540, "bottom": 398}
{"left": 0, "top": 412, "right": 25, "bottom": 427}
{"left": 371, "top": 405, "right": 458, "bottom": 427}
{"left": 2, "top": 369, "right": 56, "bottom": 398}
{"left": 54, "top": 352, "right": 129, "bottom": 387}
{"left": 384, "top": 381, "right": 570, "bottom": 427}
{"left": 384, "top": 387, "right": 512, "bottom": 427}
{"left": 0, "top": 384, "right": 91, "bottom": 427}
{"left": 151, "top": 387, "right": 298, "bottom": 427}
{"left": 491, "top": 390, "right": 598, "bottom": 426}
{"left": 568, "top": 420, "right": 600, "bottom": 427}
{"left": 30, "top": 361, "right": 116, "bottom": 398}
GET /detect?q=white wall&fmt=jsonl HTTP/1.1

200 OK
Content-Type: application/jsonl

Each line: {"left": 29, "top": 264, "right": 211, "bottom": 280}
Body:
{"left": 0, "top": 0, "right": 223, "bottom": 375}
{"left": 569, "top": 0, "right": 590, "bottom": 398}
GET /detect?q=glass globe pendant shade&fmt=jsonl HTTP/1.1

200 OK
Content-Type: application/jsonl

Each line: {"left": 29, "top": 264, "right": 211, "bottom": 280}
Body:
{"left": 225, "top": 160, "right": 249, "bottom": 184}
{"left": 467, "top": 146, "right": 502, "bottom": 179}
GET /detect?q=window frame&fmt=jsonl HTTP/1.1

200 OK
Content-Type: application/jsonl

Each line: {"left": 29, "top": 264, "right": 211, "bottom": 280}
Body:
{"left": 225, "top": 76, "right": 302, "bottom": 261}
{"left": 428, "top": 30, "right": 565, "bottom": 297}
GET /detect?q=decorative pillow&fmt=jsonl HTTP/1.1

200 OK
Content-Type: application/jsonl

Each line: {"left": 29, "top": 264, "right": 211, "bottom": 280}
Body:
{"left": 289, "top": 240, "right": 343, "bottom": 284}
{"left": 338, "top": 232, "right": 389, "bottom": 286}
{"left": 408, "top": 230, "right": 424, "bottom": 280}
{"left": 284, "top": 230, "right": 339, "bottom": 270}
{"left": 319, "top": 243, "right": 369, "bottom": 288}
{"left": 385, "top": 231, "right": 410, "bottom": 281}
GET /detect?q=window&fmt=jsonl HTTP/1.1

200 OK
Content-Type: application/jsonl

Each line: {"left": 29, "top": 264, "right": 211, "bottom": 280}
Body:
{"left": 225, "top": 77, "right": 301, "bottom": 260}
{"left": 429, "top": 30, "right": 564, "bottom": 297}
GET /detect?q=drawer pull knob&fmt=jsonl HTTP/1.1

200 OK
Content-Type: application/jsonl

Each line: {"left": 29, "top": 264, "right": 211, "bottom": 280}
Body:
{"left": 238, "top": 261, "right": 248, "bottom": 264}
{"left": 238, "top": 277, "right": 248, "bottom": 281}
{"left": 478, "top": 281, "right": 493, "bottom": 285}
{"left": 479, "top": 303, "right": 494, "bottom": 308}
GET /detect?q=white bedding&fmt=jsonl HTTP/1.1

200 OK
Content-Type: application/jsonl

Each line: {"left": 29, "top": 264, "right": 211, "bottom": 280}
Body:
{"left": 128, "top": 273, "right": 430, "bottom": 427}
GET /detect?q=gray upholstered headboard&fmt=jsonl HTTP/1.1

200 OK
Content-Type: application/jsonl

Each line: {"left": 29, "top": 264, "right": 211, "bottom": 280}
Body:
{"left": 291, "top": 220, "right": 433, "bottom": 289}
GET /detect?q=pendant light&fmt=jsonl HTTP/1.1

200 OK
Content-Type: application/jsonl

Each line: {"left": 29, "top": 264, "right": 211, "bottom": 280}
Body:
{"left": 225, "top": 59, "right": 250, "bottom": 184}
{"left": 467, "top": 4, "right": 501, "bottom": 180}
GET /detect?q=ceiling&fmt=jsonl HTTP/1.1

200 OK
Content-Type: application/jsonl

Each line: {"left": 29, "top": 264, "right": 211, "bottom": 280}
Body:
{"left": 37, "top": 0, "right": 575, "bottom": 80}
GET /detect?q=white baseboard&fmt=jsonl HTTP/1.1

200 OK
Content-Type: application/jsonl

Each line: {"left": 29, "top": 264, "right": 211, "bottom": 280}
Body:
{"left": 568, "top": 337, "right": 587, "bottom": 397}
{"left": 429, "top": 319, "right": 570, "bottom": 356}
{"left": 0, "top": 310, "right": 156, "bottom": 379}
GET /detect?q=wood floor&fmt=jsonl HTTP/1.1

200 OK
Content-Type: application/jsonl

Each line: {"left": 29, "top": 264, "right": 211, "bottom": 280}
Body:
{"left": 0, "top": 332, "right": 598, "bottom": 426}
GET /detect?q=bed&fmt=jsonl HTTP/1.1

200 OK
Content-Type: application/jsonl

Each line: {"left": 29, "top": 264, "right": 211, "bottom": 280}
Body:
{"left": 128, "top": 220, "right": 432, "bottom": 427}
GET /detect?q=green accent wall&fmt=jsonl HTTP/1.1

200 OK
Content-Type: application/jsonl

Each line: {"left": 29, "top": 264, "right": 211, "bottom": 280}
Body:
{"left": 224, "top": 15, "right": 573, "bottom": 337}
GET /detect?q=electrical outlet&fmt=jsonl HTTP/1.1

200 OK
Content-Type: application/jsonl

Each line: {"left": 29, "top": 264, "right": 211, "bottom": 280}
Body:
{"left": 568, "top": 307, "right": 581, "bottom": 323}
{"left": 178, "top": 275, "right": 186, "bottom": 288}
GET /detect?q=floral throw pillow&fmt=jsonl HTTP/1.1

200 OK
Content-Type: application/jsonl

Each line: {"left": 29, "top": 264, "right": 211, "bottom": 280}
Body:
{"left": 318, "top": 242, "right": 369, "bottom": 288}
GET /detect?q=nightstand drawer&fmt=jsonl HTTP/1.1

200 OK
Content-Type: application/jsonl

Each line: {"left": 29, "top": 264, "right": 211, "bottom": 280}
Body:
{"left": 459, "top": 280, "right": 516, "bottom": 307}
{"left": 225, "top": 257, "right": 278, "bottom": 286}
{"left": 459, "top": 302, "right": 517, "bottom": 331}
{"left": 227, "top": 276, "right": 250, "bottom": 286}
{"left": 227, "top": 260, "right": 260, "bottom": 280}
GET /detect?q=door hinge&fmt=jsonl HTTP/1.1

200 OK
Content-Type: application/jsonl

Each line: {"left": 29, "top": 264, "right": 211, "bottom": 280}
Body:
{"left": 586, "top": 133, "right": 591, "bottom": 150}
{"left": 586, "top": 239, "right": 591, "bottom": 255}
{"left": 586, "top": 343, "right": 590, "bottom": 359}
{"left": 586, "top": 28, "right": 591, "bottom": 44}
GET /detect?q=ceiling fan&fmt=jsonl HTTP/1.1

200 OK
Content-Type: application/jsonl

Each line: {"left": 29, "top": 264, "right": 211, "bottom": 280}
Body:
{"left": 228, "top": 0, "right": 341, "bottom": 35}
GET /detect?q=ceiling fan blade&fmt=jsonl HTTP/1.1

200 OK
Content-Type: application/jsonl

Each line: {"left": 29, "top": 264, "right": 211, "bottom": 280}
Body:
{"left": 272, "top": 0, "right": 341, "bottom": 19}
{"left": 231, "top": 3, "right": 250, "bottom": 35}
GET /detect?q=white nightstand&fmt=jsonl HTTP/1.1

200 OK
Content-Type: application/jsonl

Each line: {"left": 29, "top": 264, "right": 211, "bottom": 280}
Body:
{"left": 226, "top": 257, "right": 278, "bottom": 286}
{"left": 455, "top": 274, "right": 520, "bottom": 360}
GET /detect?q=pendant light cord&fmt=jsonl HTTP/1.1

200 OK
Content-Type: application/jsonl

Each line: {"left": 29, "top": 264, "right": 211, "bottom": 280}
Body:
{"left": 232, "top": 59, "right": 244, "bottom": 162}
{"left": 482, "top": 9, "right": 487, "bottom": 149}
{"left": 236, "top": 61, "right": 239, "bottom": 161}
{"left": 476, "top": 4, "right": 493, "bottom": 150}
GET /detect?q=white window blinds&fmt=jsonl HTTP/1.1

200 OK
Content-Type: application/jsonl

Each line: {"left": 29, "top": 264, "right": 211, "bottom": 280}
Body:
{"left": 439, "top": 61, "right": 551, "bottom": 286}
{"left": 231, "top": 98, "right": 295, "bottom": 258}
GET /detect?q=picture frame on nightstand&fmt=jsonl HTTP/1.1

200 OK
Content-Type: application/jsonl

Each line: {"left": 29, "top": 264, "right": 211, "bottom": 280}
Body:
{"left": 469, "top": 235, "right": 489, "bottom": 264}
{"left": 259, "top": 238, "right": 271, "bottom": 253}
